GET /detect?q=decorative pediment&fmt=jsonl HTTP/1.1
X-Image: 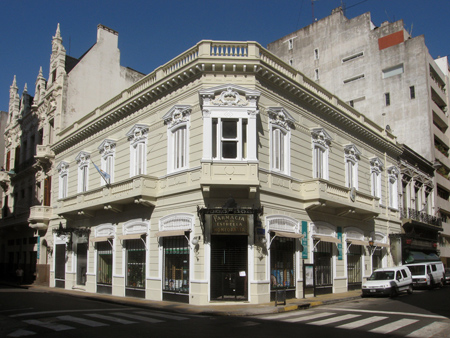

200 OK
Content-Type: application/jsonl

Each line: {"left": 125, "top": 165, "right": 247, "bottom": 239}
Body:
{"left": 199, "top": 84, "right": 260, "bottom": 107}
{"left": 162, "top": 105, "right": 191, "bottom": 128}
{"left": 159, "top": 213, "right": 194, "bottom": 231}
{"left": 311, "top": 221, "right": 336, "bottom": 236}
{"left": 95, "top": 223, "right": 115, "bottom": 238}
{"left": 311, "top": 128, "right": 332, "bottom": 148}
{"left": 344, "top": 144, "right": 361, "bottom": 162}
{"left": 98, "top": 139, "right": 116, "bottom": 157}
{"left": 75, "top": 151, "right": 90, "bottom": 166}
{"left": 345, "top": 227, "right": 364, "bottom": 241}
{"left": 268, "top": 107, "right": 295, "bottom": 130}
{"left": 387, "top": 166, "right": 399, "bottom": 182}
{"left": 370, "top": 157, "right": 384, "bottom": 172}
{"left": 57, "top": 161, "right": 69, "bottom": 174}
{"left": 126, "top": 124, "right": 149, "bottom": 145}
{"left": 266, "top": 215, "right": 299, "bottom": 233}
{"left": 123, "top": 218, "right": 149, "bottom": 235}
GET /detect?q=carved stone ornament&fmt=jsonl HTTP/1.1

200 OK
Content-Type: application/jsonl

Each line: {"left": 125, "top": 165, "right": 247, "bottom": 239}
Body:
{"left": 163, "top": 105, "right": 191, "bottom": 128}
{"left": 370, "top": 157, "right": 384, "bottom": 173}
{"left": 75, "top": 152, "right": 90, "bottom": 167}
{"left": 126, "top": 124, "right": 149, "bottom": 146}
{"left": 344, "top": 145, "right": 361, "bottom": 163}
{"left": 211, "top": 87, "right": 249, "bottom": 107}
{"left": 311, "top": 128, "right": 332, "bottom": 148}
{"left": 387, "top": 166, "right": 399, "bottom": 182}
{"left": 57, "top": 161, "right": 69, "bottom": 175}
{"left": 98, "top": 139, "right": 116, "bottom": 158}
{"left": 268, "top": 107, "right": 295, "bottom": 130}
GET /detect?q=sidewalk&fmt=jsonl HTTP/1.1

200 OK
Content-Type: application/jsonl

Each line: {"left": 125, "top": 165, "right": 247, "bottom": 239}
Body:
{"left": 5, "top": 282, "right": 362, "bottom": 317}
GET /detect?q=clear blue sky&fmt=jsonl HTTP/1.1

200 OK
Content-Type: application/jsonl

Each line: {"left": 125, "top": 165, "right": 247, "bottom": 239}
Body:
{"left": 1, "top": 0, "right": 449, "bottom": 112}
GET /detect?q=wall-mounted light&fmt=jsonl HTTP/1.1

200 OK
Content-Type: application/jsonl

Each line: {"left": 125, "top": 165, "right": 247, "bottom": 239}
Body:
{"left": 191, "top": 236, "right": 199, "bottom": 246}
{"left": 369, "top": 237, "right": 374, "bottom": 247}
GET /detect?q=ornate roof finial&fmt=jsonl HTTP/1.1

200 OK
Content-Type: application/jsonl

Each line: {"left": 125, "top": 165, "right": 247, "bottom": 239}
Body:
{"left": 23, "top": 83, "right": 28, "bottom": 93}
{"left": 55, "top": 23, "right": 61, "bottom": 39}
{"left": 11, "top": 75, "right": 17, "bottom": 89}
{"left": 38, "top": 66, "right": 43, "bottom": 77}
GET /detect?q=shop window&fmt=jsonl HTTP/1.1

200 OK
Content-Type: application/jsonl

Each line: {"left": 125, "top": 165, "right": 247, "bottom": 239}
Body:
{"left": 76, "top": 243, "right": 87, "bottom": 286}
{"left": 125, "top": 239, "right": 146, "bottom": 289}
{"left": 347, "top": 244, "right": 362, "bottom": 285}
{"left": 163, "top": 236, "right": 189, "bottom": 294}
{"left": 372, "top": 248, "right": 383, "bottom": 271}
{"left": 97, "top": 241, "right": 112, "bottom": 285}
{"left": 314, "top": 241, "right": 332, "bottom": 287}
{"left": 270, "top": 237, "right": 295, "bottom": 290}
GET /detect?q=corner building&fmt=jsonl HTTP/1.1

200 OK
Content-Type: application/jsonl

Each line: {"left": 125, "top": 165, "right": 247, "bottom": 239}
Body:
{"left": 33, "top": 29, "right": 403, "bottom": 304}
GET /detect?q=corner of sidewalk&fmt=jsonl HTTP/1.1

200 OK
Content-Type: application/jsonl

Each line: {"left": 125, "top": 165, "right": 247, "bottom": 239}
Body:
{"left": 2, "top": 281, "right": 362, "bottom": 317}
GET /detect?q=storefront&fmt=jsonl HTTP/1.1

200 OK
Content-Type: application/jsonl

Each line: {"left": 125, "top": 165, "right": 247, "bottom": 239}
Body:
{"left": 266, "top": 215, "right": 303, "bottom": 301}
{"left": 91, "top": 224, "right": 115, "bottom": 294}
{"left": 311, "top": 222, "right": 341, "bottom": 295}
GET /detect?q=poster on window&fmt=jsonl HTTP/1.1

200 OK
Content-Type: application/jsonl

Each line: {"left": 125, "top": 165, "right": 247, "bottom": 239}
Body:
{"left": 304, "top": 264, "right": 314, "bottom": 287}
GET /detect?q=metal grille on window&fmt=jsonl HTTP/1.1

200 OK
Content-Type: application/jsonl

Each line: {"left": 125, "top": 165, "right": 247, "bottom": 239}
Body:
{"left": 372, "top": 247, "right": 382, "bottom": 271}
{"left": 314, "top": 241, "right": 332, "bottom": 286}
{"left": 125, "top": 239, "right": 145, "bottom": 289}
{"left": 163, "top": 236, "right": 189, "bottom": 293}
{"left": 347, "top": 244, "right": 362, "bottom": 284}
{"left": 97, "top": 241, "right": 112, "bottom": 285}
{"left": 270, "top": 237, "right": 295, "bottom": 290}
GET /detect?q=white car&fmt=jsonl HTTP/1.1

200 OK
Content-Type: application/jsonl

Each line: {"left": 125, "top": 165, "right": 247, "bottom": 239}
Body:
{"left": 362, "top": 267, "right": 413, "bottom": 297}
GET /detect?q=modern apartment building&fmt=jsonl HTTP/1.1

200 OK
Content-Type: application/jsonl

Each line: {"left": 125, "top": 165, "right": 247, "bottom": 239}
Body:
{"left": 268, "top": 7, "right": 448, "bottom": 267}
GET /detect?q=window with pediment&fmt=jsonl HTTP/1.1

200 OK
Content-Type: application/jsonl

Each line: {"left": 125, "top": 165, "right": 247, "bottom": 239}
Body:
{"left": 98, "top": 139, "right": 116, "bottom": 185}
{"left": 127, "top": 125, "right": 148, "bottom": 177}
{"left": 200, "top": 85, "right": 260, "bottom": 162}
{"left": 163, "top": 105, "right": 191, "bottom": 173}
{"left": 388, "top": 166, "right": 399, "bottom": 209}
{"left": 370, "top": 157, "right": 384, "bottom": 203}
{"left": 269, "top": 108, "right": 294, "bottom": 175}
{"left": 311, "top": 128, "right": 332, "bottom": 179}
{"left": 344, "top": 145, "right": 360, "bottom": 189}
{"left": 57, "top": 161, "right": 69, "bottom": 198}
{"left": 75, "top": 152, "right": 90, "bottom": 193}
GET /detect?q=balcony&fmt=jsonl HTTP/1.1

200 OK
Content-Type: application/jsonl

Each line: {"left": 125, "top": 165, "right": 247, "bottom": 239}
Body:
{"left": 57, "top": 175, "right": 158, "bottom": 218}
{"left": 28, "top": 205, "right": 53, "bottom": 230}
{"left": 400, "top": 207, "right": 442, "bottom": 231}
{"left": 300, "top": 179, "right": 380, "bottom": 220}
{"left": 200, "top": 162, "right": 259, "bottom": 198}
{"left": 35, "top": 145, "right": 55, "bottom": 162}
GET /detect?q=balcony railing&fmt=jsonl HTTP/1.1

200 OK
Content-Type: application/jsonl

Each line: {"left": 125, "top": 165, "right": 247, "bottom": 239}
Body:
{"left": 400, "top": 207, "right": 442, "bottom": 227}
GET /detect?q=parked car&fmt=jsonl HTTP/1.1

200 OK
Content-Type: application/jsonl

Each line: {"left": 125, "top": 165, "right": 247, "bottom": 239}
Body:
{"left": 362, "top": 266, "right": 413, "bottom": 297}
{"left": 444, "top": 268, "right": 450, "bottom": 285}
{"left": 406, "top": 262, "right": 445, "bottom": 289}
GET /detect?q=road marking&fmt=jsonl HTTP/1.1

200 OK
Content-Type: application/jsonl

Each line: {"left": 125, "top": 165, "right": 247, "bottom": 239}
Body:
{"left": 113, "top": 312, "right": 164, "bottom": 323}
{"left": 10, "top": 307, "right": 135, "bottom": 318}
{"left": 86, "top": 313, "right": 137, "bottom": 324}
{"left": 134, "top": 311, "right": 189, "bottom": 321}
{"left": 406, "top": 321, "right": 449, "bottom": 337}
{"left": 324, "top": 307, "right": 447, "bottom": 319}
{"left": 57, "top": 315, "right": 109, "bottom": 327}
{"left": 23, "top": 319, "right": 74, "bottom": 331}
{"left": 7, "top": 329, "right": 36, "bottom": 337}
{"left": 309, "top": 314, "right": 361, "bottom": 325}
{"left": 283, "top": 312, "right": 337, "bottom": 323}
{"left": 336, "top": 316, "right": 388, "bottom": 329}
{"left": 369, "top": 318, "right": 418, "bottom": 334}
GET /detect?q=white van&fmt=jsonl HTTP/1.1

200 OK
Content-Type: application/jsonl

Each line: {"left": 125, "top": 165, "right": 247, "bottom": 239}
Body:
{"left": 362, "top": 266, "right": 413, "bottom": 297}
{"left": 406, "top": 261, "right": 445, "bottom": 289}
